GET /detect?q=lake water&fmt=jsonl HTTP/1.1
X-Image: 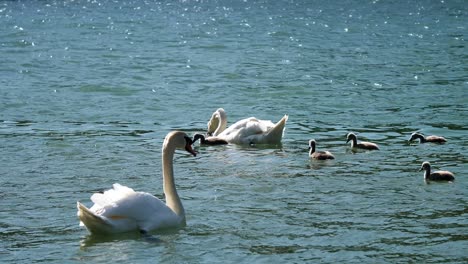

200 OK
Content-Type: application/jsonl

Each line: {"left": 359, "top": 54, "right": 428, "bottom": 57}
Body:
{"left": 1, "top": 0, "right": 467, "bottom": 263}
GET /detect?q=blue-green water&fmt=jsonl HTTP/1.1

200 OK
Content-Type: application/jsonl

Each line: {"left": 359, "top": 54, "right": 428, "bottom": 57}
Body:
{"left": 1, "top": 0, "right": 467, "bottom": 263}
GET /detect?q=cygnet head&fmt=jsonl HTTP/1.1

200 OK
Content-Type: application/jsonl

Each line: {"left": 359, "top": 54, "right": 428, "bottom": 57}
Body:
{"left": 419, "top": 161, "right": 431, "bottom": 172}
{"left": 409, "top": 132, "right": 424, "bottom": 142}
{"left": 346, "top": 133, "right": 357, "bottom": 143}
{"left": 192, "top": 133, "right": 228, "bottom": 145}
{"left": 192, "top": 134, "right": 206, "bottom": 143}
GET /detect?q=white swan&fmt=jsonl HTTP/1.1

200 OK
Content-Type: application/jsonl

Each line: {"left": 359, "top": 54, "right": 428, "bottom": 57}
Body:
{"left": 205, "top": 108, "right": 288, "bottom": 145}
{"left": 77, "top": 131, "right": 197, "bottom": 234}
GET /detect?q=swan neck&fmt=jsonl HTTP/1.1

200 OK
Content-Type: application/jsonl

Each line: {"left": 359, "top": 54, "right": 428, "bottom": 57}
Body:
{"left": 162, "top": 144, "right": 185, "bottom": 218}
{"left": 213, "top": 110, "right": 227, "bottom": 136}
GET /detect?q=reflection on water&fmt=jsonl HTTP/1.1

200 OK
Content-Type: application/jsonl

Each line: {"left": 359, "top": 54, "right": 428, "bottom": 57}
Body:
{"left": 80, "top": 232, "right": 142, "bottom": 248}
{"left": 80, "top": 232, "right": 164, "bottom": 248}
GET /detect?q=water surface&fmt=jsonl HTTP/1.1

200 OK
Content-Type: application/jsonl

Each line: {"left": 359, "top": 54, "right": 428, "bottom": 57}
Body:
{"left": 1, "top": 0, "right": 467, "bottom": 263}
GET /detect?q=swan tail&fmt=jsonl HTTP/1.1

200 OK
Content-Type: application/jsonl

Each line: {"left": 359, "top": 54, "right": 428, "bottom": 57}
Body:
{"left": 77, "top": 202, "right": 112, "bottom": 234}
{"left": 265, "top": 114, "right": 288, "bottom": 143}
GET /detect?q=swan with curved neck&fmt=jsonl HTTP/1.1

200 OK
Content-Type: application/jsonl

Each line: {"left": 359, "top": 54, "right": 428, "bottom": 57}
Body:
{"left": 309, "top": 139, "right": 335, "bottom": 160}
{"left": 419, "top": 161, "right": 455, "bottom": 182}
{"left": 409, "top": 132, "right": 446, "bottom": 144}
{"left": 205, "top": 108, "right": 288, "bottom": 145}
{"left": 346, "top": 133, "right": 379, "bottom": 150}
{"left": 207, "top": 108, "right": 228, "bottom": 136}
{"left": 77, "top": 131, "right": 197, "bottom": 234}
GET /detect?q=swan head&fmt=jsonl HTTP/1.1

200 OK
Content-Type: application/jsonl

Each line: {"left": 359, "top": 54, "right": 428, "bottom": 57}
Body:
{"left": 184, "top": 136, "right": 197, "bottom": 156}
{"left": 164, "top": 131, "right": 197, "bottom": 157}
{"left": 419, "top": 161, "right": 431, "bottom": 172}
{"left": 346, "top": 133, "right": 357, "bottom": 143}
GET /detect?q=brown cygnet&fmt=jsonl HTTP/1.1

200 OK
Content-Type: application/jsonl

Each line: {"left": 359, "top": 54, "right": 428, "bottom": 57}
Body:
{"left": 409, "top": 132, "right": 447, "bottom": 144}
{"left": 192, "top": 134, "right": 228, "bottom": 145}
{"left": 419, "top": 161, "right": 455, "bottom": 182}
{"left": 346, "top": 133, "right": 379, "bottom": 150}
{"left": 309, "top": 139, "right": 335, "bottom": 160}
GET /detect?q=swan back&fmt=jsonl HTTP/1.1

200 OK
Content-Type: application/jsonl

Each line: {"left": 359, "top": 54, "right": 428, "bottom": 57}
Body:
{"left": 425, "top": 135, "right": 447, "bottom": 143}
{"left": 218, "top": 114, "right": 288, "bottom": 144}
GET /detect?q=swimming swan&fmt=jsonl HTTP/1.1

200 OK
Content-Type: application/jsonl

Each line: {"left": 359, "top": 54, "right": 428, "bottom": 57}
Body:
{"left": 205, "top": 108, "right": 288, "bottom": 145}
{"left": 346, "top": 132, "right": 379, "bottom": 150}
{"left": 409, "top": 132, "right": 447, "bottom": 144}
{"left": 309, "top": 139, "right": 335, "bottom": 160}
{"left": 419, "top": 161, "right": 455, "bottom": 182}
{"left": 77, "top": 131, "right": 197, "bottom": 234}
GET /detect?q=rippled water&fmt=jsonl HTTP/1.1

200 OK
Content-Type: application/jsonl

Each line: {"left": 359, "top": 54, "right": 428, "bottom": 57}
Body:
{"left": 1, "top": 0, "right": 467, "bottom": 263}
